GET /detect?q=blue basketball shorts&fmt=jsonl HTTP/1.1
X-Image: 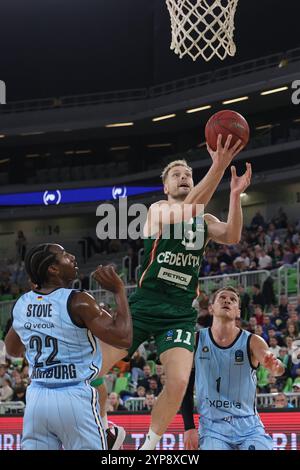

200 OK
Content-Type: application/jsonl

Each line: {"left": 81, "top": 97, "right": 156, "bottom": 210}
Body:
{"left": 22, "top": 381, "right": 107, "bottom": 450}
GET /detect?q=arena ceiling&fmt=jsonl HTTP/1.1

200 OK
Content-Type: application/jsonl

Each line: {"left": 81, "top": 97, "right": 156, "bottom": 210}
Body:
{"left": 1, "top": 0, "right": 299, "bottom": 101}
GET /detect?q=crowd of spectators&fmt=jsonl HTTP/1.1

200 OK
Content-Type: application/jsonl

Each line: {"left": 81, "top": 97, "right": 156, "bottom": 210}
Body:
{"left": 1, "top": 208, "right": 300, "bottom": 411}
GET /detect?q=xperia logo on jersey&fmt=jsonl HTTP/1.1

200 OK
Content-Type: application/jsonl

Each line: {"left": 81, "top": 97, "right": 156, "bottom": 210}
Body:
{"left": 207, "top": 398, "right": 241, "bottom": 409}
{"left": 26, "top": 304, "right": 53, "bottom": 317}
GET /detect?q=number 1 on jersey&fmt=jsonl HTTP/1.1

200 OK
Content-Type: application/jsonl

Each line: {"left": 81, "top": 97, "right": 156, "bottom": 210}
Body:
{"left": 216, "top": 376, "right": 221, "bottom": 393}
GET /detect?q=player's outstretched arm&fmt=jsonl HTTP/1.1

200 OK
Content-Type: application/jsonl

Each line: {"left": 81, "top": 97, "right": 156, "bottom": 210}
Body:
{"left": 204, "top": 162, "right": 252, "bottom": 245}
{"left": 71, "top": 265, "right": 132, "bottom": 350}
{"left": 250, "top": 334, "right": 285, "bottom": 376}
{"left": 184, "top": 134, "right": 244, "bottom": 209}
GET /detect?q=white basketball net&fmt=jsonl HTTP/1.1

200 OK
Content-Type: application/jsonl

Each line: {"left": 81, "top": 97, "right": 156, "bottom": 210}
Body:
{"left": 166, "top": 0, "right": 239, "bottom": 62}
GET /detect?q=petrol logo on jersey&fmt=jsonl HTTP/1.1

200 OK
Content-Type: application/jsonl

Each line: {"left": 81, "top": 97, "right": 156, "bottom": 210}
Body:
{"left": 157, "top": 267, "right": 192, "bottom": 287}
{"left": 235, "top": 349, "right": 244, "bottom": 364}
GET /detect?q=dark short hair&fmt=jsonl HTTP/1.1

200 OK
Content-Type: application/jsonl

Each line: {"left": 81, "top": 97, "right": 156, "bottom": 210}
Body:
{"left": 25, "top": 244, "right": 58, "bottom": 288}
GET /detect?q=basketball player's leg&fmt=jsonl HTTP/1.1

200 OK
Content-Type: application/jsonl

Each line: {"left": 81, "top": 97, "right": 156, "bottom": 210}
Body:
{"left": 140, "top": 338, "right": 194, "bottom": 450}
{"left": 98, "top": 323, "right": 150, "bottom": 448}
{"left": 200, "top": 435, "right": 234, "bottom": 450}
{"left": 238, "top": 425, "right": 274, "bottom": 450}
{"left": 22, "top": 384, "right": 61, "bottom": 450}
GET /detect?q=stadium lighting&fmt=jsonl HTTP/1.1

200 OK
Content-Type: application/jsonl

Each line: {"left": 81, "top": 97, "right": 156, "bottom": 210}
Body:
{"left": 186, "top": 105, "right": 211, "bottom": 114}
{"left": 76, "top": 150, "right": 91, "bottom": 155}
{"left": 240, "top": 192, "right": 247, "bottom": 198}
{"left": 152, "top": 114, "right": 176, "bottom": 122}
{"left": 293, "top": 118, "right": 300, "bottom": 123}
{"left": 222, "top": 96, "right": 249, "bottom": 105}
{"left": 26, "top": 153, "right": 40, "bottom": 158}
{"left": 0, "top": 134, "right": 5, "bottom": 139}
{"left": 20, "top": 131, "right": 45, "bottom": 136}
{"left": 0, "top": 158, "right": 10, "bottom": 164}
{"left": 260, "top": 86, "right": 288, "bottom": 96}
{"left": 109, "top": 146, "right": 131, "bottom": 151}
{"left": 147, "top": 143, "right": 172, "bottom": 148}
{"left": 105, "top": 122, "right": 134, "bottom": 128}
{"left": 255, "top": 124, "right": 273, "bottom": 130}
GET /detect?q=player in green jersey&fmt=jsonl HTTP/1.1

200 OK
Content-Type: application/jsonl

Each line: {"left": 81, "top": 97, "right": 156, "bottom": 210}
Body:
{"left": 96, "top": 134, "right": 251, "bottom": 450}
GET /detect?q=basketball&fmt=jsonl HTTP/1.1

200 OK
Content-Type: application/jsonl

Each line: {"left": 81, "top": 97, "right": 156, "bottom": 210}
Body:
{"left": 205, "top": 110, "right": 250, "bottom": 151}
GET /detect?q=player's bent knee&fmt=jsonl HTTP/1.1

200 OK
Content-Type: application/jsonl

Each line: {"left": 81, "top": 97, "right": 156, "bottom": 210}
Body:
{"left": 164, "top": 376, "right": 189, "bottom": 399}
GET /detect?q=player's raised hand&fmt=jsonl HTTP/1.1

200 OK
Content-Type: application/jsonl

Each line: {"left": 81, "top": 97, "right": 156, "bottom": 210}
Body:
{"left": 184, "top": 429, "right": 199, "bottom": 450}
{"left": 206, "top": 134, "right": 244, "bottom": 171}
{"left": 230, "top": 162, "right": 252, "bottom": 195}
{"left": 92, "top": 265, "right": 124, "bottom": 293}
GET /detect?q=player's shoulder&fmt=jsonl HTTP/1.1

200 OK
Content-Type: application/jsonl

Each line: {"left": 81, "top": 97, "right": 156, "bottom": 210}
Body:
{"left": 149, "top": 200, "right": 169, "bottom": 209}
{"left": 70, "top": 289, "right": 96, "bottom": 305}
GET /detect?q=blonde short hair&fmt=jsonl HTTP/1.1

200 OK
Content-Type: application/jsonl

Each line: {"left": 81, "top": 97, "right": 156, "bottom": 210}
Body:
{"left": 161, "top": 159, "right": 193, "bottom": 183}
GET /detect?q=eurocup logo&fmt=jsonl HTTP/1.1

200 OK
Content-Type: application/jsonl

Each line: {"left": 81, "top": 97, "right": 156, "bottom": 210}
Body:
{"left": 43, "top": 190, "right": 62, "bottom": 205}
{"left": 112, "top": 186, "right": 127, "bottom": 199}
{"left": 0, "top": 80, "right": 6, "bottom": 104}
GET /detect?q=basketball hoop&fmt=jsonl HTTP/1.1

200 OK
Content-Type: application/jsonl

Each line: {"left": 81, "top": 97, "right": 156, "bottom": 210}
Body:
{"left": 165, "top": 0, "right": 239, "bottom": 62}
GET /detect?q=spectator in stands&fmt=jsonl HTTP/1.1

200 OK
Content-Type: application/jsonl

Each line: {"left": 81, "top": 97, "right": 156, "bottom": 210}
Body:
{"left": 285, "top": 336, "right": 294, "bottom": 355}
{"left": 270, "top": 305, "right": 287, "bottom": 332}
{"left": 269, "top": 337, "right": 281, "bottom": 358}
{"left": 273, "top": 393, "right": 293, "bottom": 408}
{"left": 142, "top": 392, "right": 156, "bottom": 412}
{"left": 262, "top": 315, "right": 274, "bottom": 335}
{"left": 107, "top": 392, "right": 127, "bottom": 412}
{"left": 258, "top": 249, "right": 273, "bottom": 270}
{"left": 255, "top": 325, "right": 268, "bottom": 342}
{"left": 254, "top": 305, "right": 264, "bottom": 326}
{"left": 155, "top": 362, "right": 164, "bottom": 382}
{"left": 262, "top": 276, "right": 276, "bottom": 308}
{"left": 251, "top": 211, "right": 265, "bottom": 229}
{"left": 247, "top": 316, "right": 257, "bottom": 333}
{"left": 279, "top": 295, "right": 289, "bottom": 316}
{"left": 0, "top": 364, "right": 10, "bottom": 387}
{"left": 137, "top": 364, "right": 152, "bottom": 390}
{"left": 237, "top": 285, "right": 250, "bottom": 321}
{"left": 295, "top": 296, "right": 300, "bottom": 316}
{"left": 292, "top": 382, "right": 300, "bottom": 393}
{"left": 266, "top": 223, "right": 278, "bottom": 243}
{"left": 147, "top": 376, "right": 162, "bottom": 397}
{"left": 119, "top": 384, "right": 147, "bottom": 403}
{"left": 272, "top": 244, "right": 284, "bottom": 268}
{"left": 286, "top": 322, "right": 299, "bottom": 340}
{"left": 0, "top": 377, "right": 13, "bottom": 401}
{"left": 282, "top": 247, "right": 295, "bottom": 266}
{"left": 252, "top": 284, "right": 265, "bottom": 309}
{"left": 15, "top": 230, "right": 27, "bottom": 262}
{"left": 218, "top": 261, "right": 231, "bottom": 275}
{"left": 267, "top": 327, "right": 284, "bottom": 346}
{"left": 130, "top": 350, "right": 146, "bottom": 386}
{"left": 11, "top": 383, "right": 26, "bottom": 404}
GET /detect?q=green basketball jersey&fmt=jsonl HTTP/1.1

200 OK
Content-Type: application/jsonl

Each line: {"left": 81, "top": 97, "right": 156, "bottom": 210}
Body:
{"left": 132, "top": 215, "right": 208, "bottom": 307}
